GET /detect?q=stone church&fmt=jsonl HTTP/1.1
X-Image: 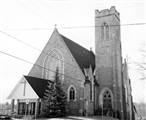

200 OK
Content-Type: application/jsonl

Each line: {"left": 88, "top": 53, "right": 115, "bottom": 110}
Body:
{"left": 8, "top": 6, "right": 135, "bottom": 120}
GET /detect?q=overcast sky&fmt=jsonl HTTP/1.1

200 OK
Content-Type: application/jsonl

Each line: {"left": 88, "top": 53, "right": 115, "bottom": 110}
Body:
{"left": 0, "top": 0, "right": 145, "bottom": 104}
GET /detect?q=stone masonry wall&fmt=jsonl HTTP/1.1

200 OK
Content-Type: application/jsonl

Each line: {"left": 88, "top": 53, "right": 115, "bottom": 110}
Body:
{"left": 28, "top": 29, "right": 85, "bottom": 115}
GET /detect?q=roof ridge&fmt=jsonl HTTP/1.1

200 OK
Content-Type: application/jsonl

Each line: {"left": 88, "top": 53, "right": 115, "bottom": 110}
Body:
{"left": 24, "top": 76, "right": 54, "bottom": 98}
{"left": 24, "top": 75, "right": 53, "bottom": 82}
{"left": 60, "top": 34, "right": 95, "bottom": 71}
{"left": 60, "top": 34, "right": 91, "bottom": 53}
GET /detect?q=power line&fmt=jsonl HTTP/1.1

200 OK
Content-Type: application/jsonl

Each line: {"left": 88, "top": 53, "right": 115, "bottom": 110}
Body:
{"left": 3, "top": 22, "right": 146, "bottom": 31}
{"left": 0, "top": 30, "right": 41, "bottom": 51}
{"left": 2, "top": 28, "right": 52, "bottom": 31}
{"left": 0, "top": 30, "right": 78, "bottom": 69}
{"left": 0, "top": 21, "right": 145, "bottom": 71}
{"left": 62, "top": 23, "right": 146, "bottom": 29}
{"left": 0, "top": 22, "right": 145, "bottom": 73}
{"left": 0, "top": 50, "right": 83, "bottom": 82}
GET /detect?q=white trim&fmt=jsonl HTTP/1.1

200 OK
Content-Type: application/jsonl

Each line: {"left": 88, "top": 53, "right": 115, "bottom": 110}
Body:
{"left": 18, "top": 99, "right": 38, "bottom": 103}
{"left": 8, "top": 77, "right": 39, "bottom": 99}
{"left": 7, "top": 79, "right": 22, "bottom": 99}
{"left": 67, "top": 85, "right": 76, "bottom": 102}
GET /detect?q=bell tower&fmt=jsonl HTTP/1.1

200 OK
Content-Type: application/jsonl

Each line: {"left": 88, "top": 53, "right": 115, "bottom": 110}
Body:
{"left": 95, "top": 6, "right": 123, "bottom": 119}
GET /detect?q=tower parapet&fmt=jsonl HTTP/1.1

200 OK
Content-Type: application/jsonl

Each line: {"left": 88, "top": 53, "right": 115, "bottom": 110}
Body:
{"left": 95, "top": 6, "right": 120, "bottom": 20}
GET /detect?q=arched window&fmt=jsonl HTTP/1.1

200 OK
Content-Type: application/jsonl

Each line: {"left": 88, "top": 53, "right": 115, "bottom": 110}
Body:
{"left": 43, "top": 49, "right": 64, "bottom": 81}
{"left": 101, "top": 22, "right": 109, "bottom": 40}
{"left": 103, "top": 90, "right": 112, "bottom": 110}
{"left": 106, "top": 24, "right": 109, "bottom": 40}
{"left": 68, "top": 86, "right": 76, "bottom": 101}
{"left": 101, "top": 25, "right": 104, "bottom": 40}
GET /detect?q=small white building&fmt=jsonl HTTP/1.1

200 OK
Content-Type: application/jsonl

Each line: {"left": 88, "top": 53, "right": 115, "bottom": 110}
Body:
{"left": 8, "top": 76, "right": 53, "bottom": 116}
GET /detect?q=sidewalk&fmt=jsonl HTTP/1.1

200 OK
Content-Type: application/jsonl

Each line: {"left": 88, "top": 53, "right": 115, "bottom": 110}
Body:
{"left": 12, "top": 116, "right": 119, "bottom": 120}
{"left": 68, "top": 116, "right": 119, "bottom": 120}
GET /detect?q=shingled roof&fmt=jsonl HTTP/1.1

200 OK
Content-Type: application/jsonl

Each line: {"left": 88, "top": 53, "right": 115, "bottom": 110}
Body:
{"left": 23, "top": 32, "right": 95, "bottom": 98}
{"left": 24, "top": 76, "right": 53, "bottom": 98}
{"left": 60, "top": 34, "right": 95, "bottom": 71}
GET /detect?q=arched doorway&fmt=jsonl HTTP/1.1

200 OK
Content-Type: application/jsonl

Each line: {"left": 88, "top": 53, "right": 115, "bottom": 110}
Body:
{"left": 103, "top": 90, "right": 112, "bottom": 111}
{"left": 99, "top": 88, "right": 113, "bottom": 116}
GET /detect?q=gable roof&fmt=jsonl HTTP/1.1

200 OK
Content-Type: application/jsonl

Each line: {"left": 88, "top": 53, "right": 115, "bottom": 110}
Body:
{"left": 7, "top": 76, "right": 39, "bottom": 99}
{"left": 24, "top": 76, "right": 53, "bottom": 98}
{"left": 60, "top": 34, "right": 95, "bottom": 71}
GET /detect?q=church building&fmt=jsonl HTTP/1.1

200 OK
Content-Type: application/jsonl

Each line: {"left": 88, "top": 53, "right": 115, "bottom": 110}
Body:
{"left": 8, "top": 6, "right": 135, "bottom": 120}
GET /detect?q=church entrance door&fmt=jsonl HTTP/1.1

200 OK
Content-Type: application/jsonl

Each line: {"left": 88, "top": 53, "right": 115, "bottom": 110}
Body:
{"left": 102, "top": 90, "right": 112, "bottom": 116}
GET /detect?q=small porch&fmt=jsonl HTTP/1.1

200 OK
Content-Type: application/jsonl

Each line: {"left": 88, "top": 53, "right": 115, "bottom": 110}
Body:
{"left": 7, "top": 76, "right": 42, "bottom": 117}
{"left": 8, "top": 76, "right": 54, "bottom": 117}
{"left": 16, "top": 99, "right": 41, "bottom": 116}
